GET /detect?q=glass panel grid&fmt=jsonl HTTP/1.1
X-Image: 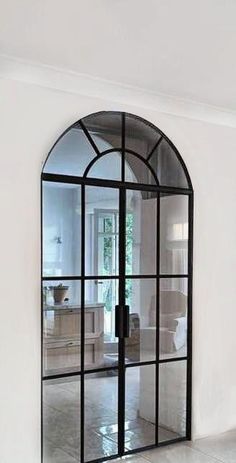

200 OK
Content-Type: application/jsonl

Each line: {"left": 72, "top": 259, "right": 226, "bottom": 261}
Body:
{"left": 42, "top": 111, "right": 193, "bottom": 463}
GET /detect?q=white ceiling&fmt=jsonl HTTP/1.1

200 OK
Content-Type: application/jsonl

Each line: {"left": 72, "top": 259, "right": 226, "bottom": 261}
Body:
{"left": 1, "top": 0, "right": 236, "bottom": 110}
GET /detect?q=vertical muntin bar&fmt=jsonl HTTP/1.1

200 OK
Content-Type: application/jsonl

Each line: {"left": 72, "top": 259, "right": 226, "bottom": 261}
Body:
{"left": 156, "top": 191, "right": 160, "bottom": 445}
{"left": 80, "top": 184, "right": 85, "bottom": 463}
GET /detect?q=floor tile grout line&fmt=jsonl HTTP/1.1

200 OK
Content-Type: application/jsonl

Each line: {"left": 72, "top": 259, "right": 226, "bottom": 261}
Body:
{"left": 185, "top": 443, "right": 226, "bottom": 463}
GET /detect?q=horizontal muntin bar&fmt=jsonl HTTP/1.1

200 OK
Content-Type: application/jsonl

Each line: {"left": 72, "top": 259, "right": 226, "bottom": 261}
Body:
{"left": 42, "top": 274, "right": 189, "bottom": 281}
{"left": 43, "top": 356, "right": 189, "bottom": 381}
{"left": 159, "top": 274, "right": 189, "bottom": 279}
{"left": 42, "top": 365, "right": 118, "bottom": 381}
{"left": 125, "top": 360, "right": 156, "bottom": 368}
{"left": 42, "top": 173, "right": 193, "bottom": 195}
{"left": 42, "top": 370, "right": 81, "bottom": 381}
{"left": 159, "top": 355, "right": 188, "bottom": 364}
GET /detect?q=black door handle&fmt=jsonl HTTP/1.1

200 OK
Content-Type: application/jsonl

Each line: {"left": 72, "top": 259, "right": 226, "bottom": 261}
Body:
{"left": 115, "top": 305, "right": 130, "bottom": 338}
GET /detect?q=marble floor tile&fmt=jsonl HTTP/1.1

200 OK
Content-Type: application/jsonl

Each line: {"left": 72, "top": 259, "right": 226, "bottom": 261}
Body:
{"left": 158, "top": 426, "right": 180, "bottom": 443}
{"left": 187, "top": 430, "right": 236, "bottom": 463}
{"left": 43, "top": 439, "right": 78, "bottom": 463}
{"left": 141, "top": 443, "right": 220, "bottom": 463}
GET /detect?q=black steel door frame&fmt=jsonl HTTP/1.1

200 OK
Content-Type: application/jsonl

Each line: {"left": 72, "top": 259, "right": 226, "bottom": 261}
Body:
{"left": 41, "top": 172, "right": 193, "bottom": 463}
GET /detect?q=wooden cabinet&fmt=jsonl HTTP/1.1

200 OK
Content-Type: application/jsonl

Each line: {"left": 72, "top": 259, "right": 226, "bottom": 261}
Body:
{"left": 43, "top": 303, "right": 104, "bottom": 376}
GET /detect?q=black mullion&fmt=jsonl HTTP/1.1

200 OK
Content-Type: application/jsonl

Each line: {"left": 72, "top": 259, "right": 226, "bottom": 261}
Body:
{"left": 121, "top": 113, "right": 125, "bottom": 182}
{"left": 156, "top": 192, "right": 160, "bottom": 446}
{"left": 186, "top": 193, "right": 193, "bottom": 439}
{"left": 118, "top": 187, "right": 126, "bottom": 456}
{"left": 80, "top": 184, "right": 85, "bottom": 463}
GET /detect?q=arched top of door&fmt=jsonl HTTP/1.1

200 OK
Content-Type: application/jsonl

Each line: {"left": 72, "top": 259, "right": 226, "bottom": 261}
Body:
{"left": 43, "top": 111, "right": 192, "bottom": 191}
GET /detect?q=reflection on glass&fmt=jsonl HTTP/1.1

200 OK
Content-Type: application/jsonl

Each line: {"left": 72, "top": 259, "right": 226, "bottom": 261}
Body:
{"left": 43, "top": 376, "right": 80, "bottom": 462}
{"left": 125, "top": 153, "right": 157, "bottom": 185}
{"left": 125, "top": 279, "right": 156, "bottom": 363}
{"left": 125, "top": 366, "right": 156, "bottom": 450}
{"left": 87, "top": 152, "right": 122, "bottom": 181}
{"left": 160, "top": 278, "right": 188, "bottom": 360}
{"left": 43, "top": 181, "right": 81, "bottom": 277}
{"left": 149, "top": 138, "right": 189, "bottom": 188}
{"left": 160, "top": 194, "right": 188, "bottom": 274}
{"left": 43, "top": 126, "right": 96, "bottom": 177}
{"left": 85, "top": 280, "right": 119, "bottom": 370}
{"left": 159, "top": 361, "right": 187, "bottom": 442}
{"left": 43, "top": 280, "right": 81, "bottom": 377}
{"left": 85, "top": 186, "right": 119, "bottom": 276}
{"left": 84, "top": 372, "right": 118, "bottom": 461}
{"left": 125, "top": 114, "right": 161, "bottom": 159}
{"left": 126, "top": 189, "right": 157, "bottom": 275}
{"left": 82, "top": 112, "right": 122, "bottom": 152}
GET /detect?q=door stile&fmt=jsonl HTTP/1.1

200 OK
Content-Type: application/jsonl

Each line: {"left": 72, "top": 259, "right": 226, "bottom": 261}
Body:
{"left": 118, "top": 186, "right": 126, "bottom": 456}
{"left": 80, "top": 183, "right": 85, "bottom": 463}
{"left": 155, "top": 191, "right": 160, "bottom": 445}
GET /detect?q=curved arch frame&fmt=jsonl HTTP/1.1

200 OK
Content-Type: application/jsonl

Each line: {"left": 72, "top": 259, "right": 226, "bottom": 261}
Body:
{"left": 41, "top": 111, "right": 193, "bottom": 463}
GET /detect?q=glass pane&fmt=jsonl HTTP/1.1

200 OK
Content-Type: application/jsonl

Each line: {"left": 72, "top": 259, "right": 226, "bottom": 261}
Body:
{"left": 125, "top": 113, "right": 161, "bottom": 159}
{"left": 160, "top": 279, "right": 188, "bottom": 360}
{"left": 82, "top": 112, "right": 122, "bottom": 152}
{"left": 87, "top": 152, "right": 121, "bottom": 181}
{"left": 125, "top": 365, "right": 156, "bottom": 450}
{"left": 149, "top": 138, "right": 189, "bottom": 188}
{"left": 43, "top": 182, "right": 81, "bottom": 277}
{"left": 159, "top": 360, "right": 187, "bottom": 442}
{"left": 85, "top": 186, "right": 119, "bottom": 276}
{"left": 125, "top": 153, "right": 157, "bottom": 184}
{"left": 84, "top": 372, "right": 118, "bottom": 461}
{"left": 126, "top": 189, "right": 157, "bottom": 275}
{"left": 160, "top": 194, "right": 188, "bottom": 274}
{"left": 43, "top": 280, "right": 81, "bottom": 377}
{"left": 43, "top": 376, "right": 80, "bottom": 462}
{"left": 84, "top": 280, "right": 119, "bottom": 370}
{"left": 125, "top": 279, "right": 156, "bottom": 363}
{"left": 43, "top": 127, "right": 96, "bottom": 176}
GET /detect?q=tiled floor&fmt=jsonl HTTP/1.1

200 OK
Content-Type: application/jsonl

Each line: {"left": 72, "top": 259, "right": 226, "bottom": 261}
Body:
{"left": 43, "top": 372, "right": 236, "bottom": 463}
{"left": 44, "top": 430, "right": 236, "bottom": 463}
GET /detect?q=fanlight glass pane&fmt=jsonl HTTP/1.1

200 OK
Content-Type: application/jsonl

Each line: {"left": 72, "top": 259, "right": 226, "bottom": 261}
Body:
{"left": 125, "top": 153, "right": 157, "bottom": 185}
{"left": 43, "top": 127, "right": 96, "bottom": 176}
{"left": 149, "top": 138, "right": 189, "bottom": 188}
{"left": 82, "top": 112, "right": 122, "bottom": 152}
{"left": 86, "top": 152, "right": 122, "bottom": 181}
{"left": 125, "top": 113, "right": 161, "bottom": 158}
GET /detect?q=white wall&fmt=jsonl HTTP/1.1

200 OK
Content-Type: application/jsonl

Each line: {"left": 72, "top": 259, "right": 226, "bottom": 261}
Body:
{"left": 0, "top": 77, "right": 236, "bottom": 462}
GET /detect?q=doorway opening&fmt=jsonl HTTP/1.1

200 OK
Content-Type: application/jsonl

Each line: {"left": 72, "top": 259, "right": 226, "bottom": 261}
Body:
{"left": 41, "top": 111, "right": 193, "bottom": 463}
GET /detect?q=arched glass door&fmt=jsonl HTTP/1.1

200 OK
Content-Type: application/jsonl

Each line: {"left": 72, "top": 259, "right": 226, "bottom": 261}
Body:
{"left": 41, "top": 112, "right": 193, "bottom": 463}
